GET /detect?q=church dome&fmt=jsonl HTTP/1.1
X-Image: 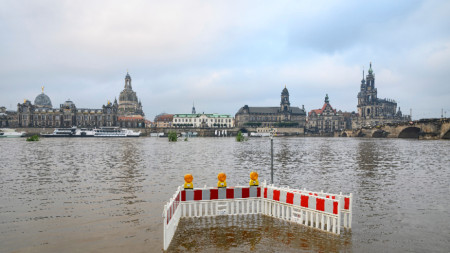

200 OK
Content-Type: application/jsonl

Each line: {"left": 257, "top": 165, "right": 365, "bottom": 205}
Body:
{"left": 34, "top": 92, "right": 52, "bottom": 108}
{"left": 63, "top": 99, "right": 75, "bottom": 107}
{"left": 281, "top": 86, "right": 289, "bottom": 96}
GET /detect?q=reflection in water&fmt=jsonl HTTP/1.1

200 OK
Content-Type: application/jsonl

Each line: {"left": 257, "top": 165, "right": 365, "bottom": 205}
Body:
{"left": 170, "top": 215, "right": 352, "bottom": 252}
{"left": 0, "top": 138, "right": 449, "bottom": 253}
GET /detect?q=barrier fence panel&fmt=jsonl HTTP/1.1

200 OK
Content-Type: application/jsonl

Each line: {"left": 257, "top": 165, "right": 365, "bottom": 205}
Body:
{"left": 273, "top": 184, "right": 353, "bottom": 229}
{"left": 162, "top": 186, "right": 182, "bottom": 251}
{"left": 163, "top": 182, "right": 353, "bottom": 250}
{"left": 260, "top": 183, "right": 342, "bottom": 234}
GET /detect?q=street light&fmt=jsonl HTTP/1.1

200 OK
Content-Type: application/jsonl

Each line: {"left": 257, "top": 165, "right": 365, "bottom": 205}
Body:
{"left": 269, "top": 128, "right": 275, "bottom": 184}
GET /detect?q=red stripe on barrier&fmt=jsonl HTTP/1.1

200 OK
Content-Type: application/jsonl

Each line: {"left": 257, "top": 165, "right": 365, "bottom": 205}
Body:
{"left": 309, "top": 193, "right": 312, "bottom": 195}
{"left": 286, "top": 192, "right": 294, "bottom": 204}
{"left": 226, "top": 188, "right": 234, "bottom": 199}
{"left": 316, "top": 198, "right": 325, "bottom": 211}
{"left": 333, "top": 201, "right": 338, "bottom": 214}
{"left": 210, "top": 189, "right": 218, "bottom": 200}
{"left": 181, "top": 190, "right": 186, "bottom": 201}
{"left": 264, "top": 188, "right": 267, "bottom": 198}
{"left": 301, "top": 195, "right": 309, "bottom": 208}
{"left": 332, "top": 196, "right": 335, "bottom": 200}
{"left": 257, "top": 187, "right": 261, "bottom": 197}
{"left": 273, "top": 190, "right": 280, "bottom": 201}
{"left": 242, "top": 188, "right": 249, "bottom": 198}
{"left": 345, "top": 197, "right": 350, "bottom": 210}
{"left": 194, "top": 190, "right": 202, "bottom": 201}
{"left": 326, "top": 195, "right": 330, "bottom": 198}
{"left": 314, "top": 193, "right": 318, "bottom": 196}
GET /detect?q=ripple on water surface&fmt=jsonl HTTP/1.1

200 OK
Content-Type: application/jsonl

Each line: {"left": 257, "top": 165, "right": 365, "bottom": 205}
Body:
{"left": 0, "top": 137, "right": 449, "bottom": 252}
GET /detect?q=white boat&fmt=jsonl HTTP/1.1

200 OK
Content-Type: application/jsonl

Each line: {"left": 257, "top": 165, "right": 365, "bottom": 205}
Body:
{"left": 0, "top": 128, "right": 26, "bottom": 138}
{"left": 76, "top": 128, "right": 95, "bottom": 137}
{"left": 250, "top": 132, "right": 270, "bottom": 137}
{"left": 42, "top": 127, "right": 80, "bottom": 137}
{"left": 150, "top": 132, "right": 165, "bottom": 137}
{"left": 93, "top": 127, "right": 140, "bottom": 137}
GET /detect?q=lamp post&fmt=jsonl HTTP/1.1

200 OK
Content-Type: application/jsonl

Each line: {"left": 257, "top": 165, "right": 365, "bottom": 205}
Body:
{"left": 269, "top": 128, "right": 275, "bottom": 184}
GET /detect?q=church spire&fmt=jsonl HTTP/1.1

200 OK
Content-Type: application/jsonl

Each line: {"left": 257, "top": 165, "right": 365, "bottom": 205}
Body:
{"left": 192, "top": 101, "right": 196, "bottom": 114}
{"left": 368, "top": 62, "right": 373, "bottom": 75}
{"left": 125, "top": 71, "right": 132, "bottom": 89}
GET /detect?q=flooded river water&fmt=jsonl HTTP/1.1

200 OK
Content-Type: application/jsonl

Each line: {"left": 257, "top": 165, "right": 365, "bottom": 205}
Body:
{"left": 0, "top": 137, "right": 449, "bottom": 252}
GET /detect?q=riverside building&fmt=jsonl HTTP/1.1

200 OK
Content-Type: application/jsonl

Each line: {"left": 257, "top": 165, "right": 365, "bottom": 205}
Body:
{"left": 173, "top": 113, "right": 234, "bottom": 128}
{"left": 235, "top": 86, "right": 307, "bottom": 128}
{"left": 15, "top": 72, "right": 146, "bottom": 128}
{"left": 307, "top": 94, "right": 349, "bottom": 133}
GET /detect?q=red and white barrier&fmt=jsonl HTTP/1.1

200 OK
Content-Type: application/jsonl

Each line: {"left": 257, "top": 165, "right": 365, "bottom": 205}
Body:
{"left": 276, "top": 186, "right": 353, "bottom": 229}
{"left": 162, "top": 186, "right": 183, "bottom": 250}
{"left": 163, "top": 182, "right": 353, "bottom": 250}
{"left": 261, "top": 184, "right": 341, "bottom": 234}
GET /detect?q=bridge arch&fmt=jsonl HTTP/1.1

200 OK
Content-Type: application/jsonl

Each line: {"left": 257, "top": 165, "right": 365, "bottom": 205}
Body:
{"left": 442, "top": 130, "right": 450, "bottom": 139}
{"left": 239, "top": 128, "right": 248, "bottom": 133}
{"left": 372, "top": 130, "right": 386, "bottom": 138}
{"left": 398, "top": 127, "right": 420, "bottom": 139}
{"left": 341, "top": 132, "right": 348, "bottom": 137}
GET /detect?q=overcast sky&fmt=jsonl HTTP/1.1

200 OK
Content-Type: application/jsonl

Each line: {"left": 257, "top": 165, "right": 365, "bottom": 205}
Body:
{"left": 1, "top": 0, "right": 449, "bottom": 120}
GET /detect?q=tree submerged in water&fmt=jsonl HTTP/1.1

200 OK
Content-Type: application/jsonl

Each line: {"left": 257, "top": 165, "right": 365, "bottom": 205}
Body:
{"left": 26, "top": 135, "right": 40, "bottom": 142}
{"left": 168, "top": 131, "right": 178, "bottom": 142}
{"left": 236, "top": 131, "right": 245, "bottom": 142}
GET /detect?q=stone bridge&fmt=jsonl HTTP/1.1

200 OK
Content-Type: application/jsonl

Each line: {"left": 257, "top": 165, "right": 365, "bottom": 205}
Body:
{"left": 338, "top": 118, "right": 450, "bottom": 140}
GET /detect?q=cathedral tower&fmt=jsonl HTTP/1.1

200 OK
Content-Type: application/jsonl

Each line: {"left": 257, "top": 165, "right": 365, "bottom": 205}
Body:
{"left": 357, "top": 63, "right": 378, "bottom": 118}
{"left": 280, "top": 86, "right": 290, "bottom": 112}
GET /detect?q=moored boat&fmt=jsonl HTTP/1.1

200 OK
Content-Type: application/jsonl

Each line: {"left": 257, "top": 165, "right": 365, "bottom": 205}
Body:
{"left": 41, "top": 127, "right": 78, "bottom": 137}
{"left": 0, "top": 129, "right": 26, "bottom": 138}
{"left": 93, "top": 127, "right": 140, "bottom": 137}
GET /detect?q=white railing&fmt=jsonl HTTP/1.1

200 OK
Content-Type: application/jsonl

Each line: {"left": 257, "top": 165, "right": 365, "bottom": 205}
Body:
{"left": 264, "top": 184, "right": 353, "bottom": 229}
{"left": 162, "top": 182, "right": 353, "bottom": 251}
{"left": 261, "top": 183, "right": 341, "bottom": 234}
{"left": 162, "top": 186, "right": 182, "bottom": 251}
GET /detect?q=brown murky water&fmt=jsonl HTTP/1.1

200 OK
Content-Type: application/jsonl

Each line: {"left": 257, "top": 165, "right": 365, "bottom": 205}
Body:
{"left": 0, "top": 137, "right": 449, "bottom": 252}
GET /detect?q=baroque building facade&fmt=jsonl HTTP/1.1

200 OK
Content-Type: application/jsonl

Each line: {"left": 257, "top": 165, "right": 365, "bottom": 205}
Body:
{"left": 154, "top": 113, "right": 174, "bottom": 128}
{"left": 17, "top": 97, "right": 118, "bottom": 128}
{"left": 0, "top": 106, "right": 18, "bottom": 127}
{"left": 15, "top": 72, "right": 145, "bottom": 128}
{"left": 353, "top": 63, "right": 410, "bottom": 128}
{"left": 235, "top": 86, "right": 306, "bottom": 128}
{"left": 118, "top": 72, "right": 144, "bottom": 116}
{"left": 307, "top": 94, "right": 349, "bottom": 133}
{"left": 173, "top": 113, "right": 234, "bottom": 128}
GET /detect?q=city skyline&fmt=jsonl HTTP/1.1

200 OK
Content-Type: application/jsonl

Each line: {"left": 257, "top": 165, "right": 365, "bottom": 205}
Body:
{"left": 1, "top": 0, "right": 449, "bottom": 120}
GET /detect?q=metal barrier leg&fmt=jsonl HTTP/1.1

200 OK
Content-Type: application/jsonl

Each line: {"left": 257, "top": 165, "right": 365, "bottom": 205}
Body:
{"left": 326, "top": 216, "right": 331, "bottom": 232}
{"left": 305, "top": 210, "right": 309, "bottom": 226}
{"left": 332, "top": 217, "right": 337, "bottom": 234}
{"left": 344, "top": 213, "right": 347, "bottom": 228}
{"left": 315, "top": 213, "right": 319, "bottom": 228}
{"left": 321, "top": 214, "right": 325, "bottom": 230}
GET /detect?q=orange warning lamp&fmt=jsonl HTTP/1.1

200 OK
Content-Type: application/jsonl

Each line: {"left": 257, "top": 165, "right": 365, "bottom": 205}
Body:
{"left": 217, "top": 172, "right": 227, "bottom": 188}
{"left": 249, "top": 171, "right": 259, "bottom": 186}
{"left": 184, "top": 174, "right": 193, "bottom": 189}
